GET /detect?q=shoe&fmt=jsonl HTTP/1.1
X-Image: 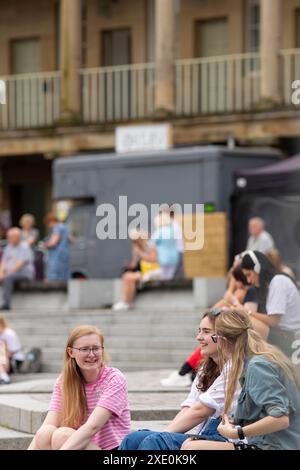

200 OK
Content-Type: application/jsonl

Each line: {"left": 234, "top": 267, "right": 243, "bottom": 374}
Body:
{"left": 0, "top": 373, "right": 11, "bottom": 384}
{"left": 160, "top": 371, "right": 192, "bottom": 387}
{"left": 112, "top": 302, "right": 131, "bottom": 312}
{"left": 0, "top": 304, "right": 10, "bottom": 311}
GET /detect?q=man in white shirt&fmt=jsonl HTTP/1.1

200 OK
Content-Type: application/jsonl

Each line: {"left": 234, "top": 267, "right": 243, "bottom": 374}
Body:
{"left": 246, "top": 217, "right": 275, "bottom": 254}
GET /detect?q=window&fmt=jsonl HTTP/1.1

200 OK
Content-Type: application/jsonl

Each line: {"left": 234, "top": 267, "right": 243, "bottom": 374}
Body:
{"left": 246, "top": 0, "right": 260, "bottom": 53}
{"left": 102, "top": 29, "right": 131, "bottom": 66}
{"left": 11, "top": 38, "right": 41, "bottom": 74}
{"left": 195, "top": 18, "right": 228, "bottom": 57}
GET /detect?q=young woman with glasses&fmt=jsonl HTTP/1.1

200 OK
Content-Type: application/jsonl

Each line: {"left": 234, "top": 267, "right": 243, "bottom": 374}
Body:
{"left": 28, "top": 325, "right": 131, "bottom": 450}
{"left": 182, "top": 308, "right": 300, "bottom": 450}
{"left": 119, "top": 309, "right": 241, "bottom": 450}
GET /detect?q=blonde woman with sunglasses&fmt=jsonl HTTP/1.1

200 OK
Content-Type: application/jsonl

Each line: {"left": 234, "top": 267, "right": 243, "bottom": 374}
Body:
{"left": 182, "top": 308, "right": 300, "bottom": 451}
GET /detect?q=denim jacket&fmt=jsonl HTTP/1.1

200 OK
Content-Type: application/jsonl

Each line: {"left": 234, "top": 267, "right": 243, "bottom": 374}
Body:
{"left": 235, "top": 355, "right": 300, "bottom": 450}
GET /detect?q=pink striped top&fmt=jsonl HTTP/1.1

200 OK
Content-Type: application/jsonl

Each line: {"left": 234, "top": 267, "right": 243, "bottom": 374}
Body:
{"left": 49, "top": 366, "right": 131, "bottom": 449}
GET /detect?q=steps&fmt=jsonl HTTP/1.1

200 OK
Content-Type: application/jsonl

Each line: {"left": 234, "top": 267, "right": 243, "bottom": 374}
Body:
{"left": 8, "top": 308, "right": 202, "bottom": 373}
{"left": 0, "top": 370, "right": 190, "bottom": 450}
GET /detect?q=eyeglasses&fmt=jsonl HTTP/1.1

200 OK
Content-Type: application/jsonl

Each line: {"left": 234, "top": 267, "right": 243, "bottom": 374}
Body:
{"left": 72, "top": 346, "right": 103, "bottom": 355}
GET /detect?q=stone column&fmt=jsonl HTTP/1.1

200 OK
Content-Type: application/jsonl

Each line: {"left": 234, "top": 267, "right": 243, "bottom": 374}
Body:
{"left": 154, "top": 0, "right": 176, "bottom": 114}
{"left": 260, "top": 0, "right": 282, "bottom": 103}
{"left": 60, "top": 0, "right": 82, "bottom": 120}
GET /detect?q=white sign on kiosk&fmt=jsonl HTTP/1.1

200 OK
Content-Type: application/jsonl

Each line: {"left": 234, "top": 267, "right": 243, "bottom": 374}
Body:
{"left": 115, "top": 124, "right": 172, "bottom": 154}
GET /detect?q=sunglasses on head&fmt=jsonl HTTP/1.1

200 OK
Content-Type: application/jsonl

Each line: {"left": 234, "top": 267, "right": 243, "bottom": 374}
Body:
{"left": 210, "top": 307, "right": 231, "bottom": 317}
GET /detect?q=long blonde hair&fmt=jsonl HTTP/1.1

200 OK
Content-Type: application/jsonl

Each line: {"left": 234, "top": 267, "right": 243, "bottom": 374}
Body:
{"left": 61, "top": 325, "right": 108, "bottom": 428}
{"left": 215, "top": 308, "right": 300, "bottom": 415}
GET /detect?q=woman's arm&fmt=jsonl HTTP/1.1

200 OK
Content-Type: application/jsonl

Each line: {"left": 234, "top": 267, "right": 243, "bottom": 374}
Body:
{"left": 133, "top": 246, "right": 157, "bottom": 263}
{"left": 44, "top": 233, "right": 60, "bottom": 249}
{"left": 218, "top": 414, "right": 289, "bottom": 440}
{"left": 249, "top": 311, "right": 281, "bottom": 328}
{"left": 164, "top": 407, "right": 189, "bottom": 431}
{"left": 60, "top": 407, "right": 112, "bottom": 450}
{"left": 165, "top": 402, "right": 214, "bottom": 433}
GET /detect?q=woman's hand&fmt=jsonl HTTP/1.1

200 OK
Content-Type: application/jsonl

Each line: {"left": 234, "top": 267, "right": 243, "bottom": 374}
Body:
{"left": 217, "top": 415, "right": 238, "bottom": 440}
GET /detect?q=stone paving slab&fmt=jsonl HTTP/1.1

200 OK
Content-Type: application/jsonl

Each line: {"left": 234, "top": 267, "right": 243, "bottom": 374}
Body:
{"left": 0, "top": 390, "right": 186, "bottom": 434}
{"left": 0, "top": 369, "right": 191, "bottom": 394}
{"left": 131, "top": 421, "right": 171, "bottom": 432}
{"left": 0, "top": 426, "right": 33, "bottom": 450}
{"left": 0, "top": 370, "right": 191, "bottom": 435}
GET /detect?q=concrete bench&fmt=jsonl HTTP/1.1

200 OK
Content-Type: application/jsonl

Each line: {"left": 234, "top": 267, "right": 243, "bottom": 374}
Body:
{"left": 15, "top": 280, "right": 67, "bottom": 292}
{"left": 68, "top": 277, "right": 227, "bottom": 311}
{"left": 138, "top": 278, "right": 193, "bottom": 291}
{"left": 0, "top": 280, "right": 68, "bottom": 311}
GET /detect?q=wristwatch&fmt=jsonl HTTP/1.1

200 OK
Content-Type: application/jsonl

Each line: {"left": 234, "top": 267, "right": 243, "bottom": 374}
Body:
{"left": 236, "top": 425, "right": 245, "bottom": 440}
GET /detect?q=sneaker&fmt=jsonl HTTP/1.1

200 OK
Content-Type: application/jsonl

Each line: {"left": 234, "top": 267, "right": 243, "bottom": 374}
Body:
{"left": 0, "top": 373, "right": 11, "bottom": 384}
{"left": 112, "top": 302, "right": 131, "bottom": 312}
{"left": 160, "top": 371, "right": 192, "bottom": 387}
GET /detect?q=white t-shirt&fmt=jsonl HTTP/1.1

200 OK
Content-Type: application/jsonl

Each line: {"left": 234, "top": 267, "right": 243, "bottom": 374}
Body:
{"left": 246, "top": 230, "right": 275, "bottom": 253}
{"left": 180, "top": 363, "right": 240, "bottom": 434}
{"left": 266, "top": 275, "right": 300, "bottom": 332}
{"left": 0, "top": 328, "right": 24, "bottom": 361}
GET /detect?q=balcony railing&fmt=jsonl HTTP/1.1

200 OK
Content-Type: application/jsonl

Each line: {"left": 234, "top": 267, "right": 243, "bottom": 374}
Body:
{"left": 81, "top": 63, "right": 155, "bottom": 123}
{"left": 175, "top": 52, "right": 261, "bottom": 116}
{"left": 281, "top": 48, "right": 300, "bottom": 106}
{"left": 1, "top": 50, "right": 299, "bottom": 131}
{"left": 0, "top": 71, "right": 61, "bottom": 130}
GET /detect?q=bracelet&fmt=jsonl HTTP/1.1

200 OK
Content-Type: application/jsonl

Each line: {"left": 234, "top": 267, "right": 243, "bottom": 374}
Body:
{"left": 236, "top": 425, "right": 245, "bottom": 440}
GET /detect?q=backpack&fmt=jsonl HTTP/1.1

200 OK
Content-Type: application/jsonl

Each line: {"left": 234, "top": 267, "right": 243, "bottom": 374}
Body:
{"left": 19, "top": 347, "right": 43, "bottom": 373}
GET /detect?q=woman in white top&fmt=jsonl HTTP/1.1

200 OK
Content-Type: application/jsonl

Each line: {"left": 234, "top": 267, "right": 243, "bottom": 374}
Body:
{"left": 241, "top": 250, "right": 300, "bottom": 357}
{"left": 119, "top": 308, "right": 240, "bottom": 450}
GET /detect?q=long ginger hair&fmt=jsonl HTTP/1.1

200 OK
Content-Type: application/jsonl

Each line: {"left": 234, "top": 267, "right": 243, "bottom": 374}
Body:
{"left": 214, "top": 308, "right": 300, "bottom": 415}
{"left": 61, "top": 325, "right": 108, "bottom": 429}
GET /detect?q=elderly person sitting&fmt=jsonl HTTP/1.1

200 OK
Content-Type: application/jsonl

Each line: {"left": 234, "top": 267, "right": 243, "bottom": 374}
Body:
{"left": 0, "top": 228, "right": 35, "bottom": 310}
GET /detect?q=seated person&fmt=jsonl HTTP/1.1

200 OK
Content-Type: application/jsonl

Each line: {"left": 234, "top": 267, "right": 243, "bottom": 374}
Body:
{"left": 112, "top": 214, "right": 179, "bottom": 311}
{"left": 161, "top": 266, "right": 258, "bottom": 387}
{"left": 0, "top": 228, "right": 35, "bottom": 310}
{"left": 112, "top": 230, "right": 160, "bottom": 311}
{"left": 119, "top": 309, "right": 241, "bottom": 450}
{"left": 0, "top": 315, "right": 25, "bottom": 383}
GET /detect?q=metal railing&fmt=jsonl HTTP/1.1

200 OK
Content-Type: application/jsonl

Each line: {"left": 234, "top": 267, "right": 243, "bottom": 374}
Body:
{"left": 175, "top": 52, "right": 261, "bottom": 116}
{"left": 0, "top": 71, "right": 61, "bottom": 130}
{"left": 281, "top": 48, "right": 300, "bottom": 106}
{"left": 81, "top": 63, "right": 155, "bottom": 123}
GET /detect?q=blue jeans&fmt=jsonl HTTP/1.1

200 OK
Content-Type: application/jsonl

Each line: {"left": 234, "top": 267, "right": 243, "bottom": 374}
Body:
{"left": 118, "top": 418, "right": 227, "bottom": 450}
{"left": 119, "top": 430, "right": 189, "bottom": 450}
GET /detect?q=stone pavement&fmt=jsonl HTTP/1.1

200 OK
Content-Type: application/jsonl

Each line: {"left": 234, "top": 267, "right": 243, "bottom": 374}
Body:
{"left": 0, "top": 369, "right": 192, "bottom": 450}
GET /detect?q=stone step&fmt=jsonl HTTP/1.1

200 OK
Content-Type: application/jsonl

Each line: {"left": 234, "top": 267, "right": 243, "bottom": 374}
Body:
{"left": 0, "top": 426, "right": 33, "bottom": 450}
{"left": 10, "top": 313, "right": 200, "bottom": 327}
{"left": 14, "top": 324, "right": 198, "bottom": 337}
{"left": 28, "top": 347, "right": 194, "bottom": 363}
{"left": 131, "top": 421, "right": 170, "bottom": 432}
{"left": 18, "top": 336, "right": 198, "bottom": 349}
{"left": 0, "top": 391, "right": 185, "bottom": 434}
{"left": 40, "top": 360, "right": 190, "bottom": 373}
{"left": 0, "top": 422, "right": 172, "bottom": 450}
